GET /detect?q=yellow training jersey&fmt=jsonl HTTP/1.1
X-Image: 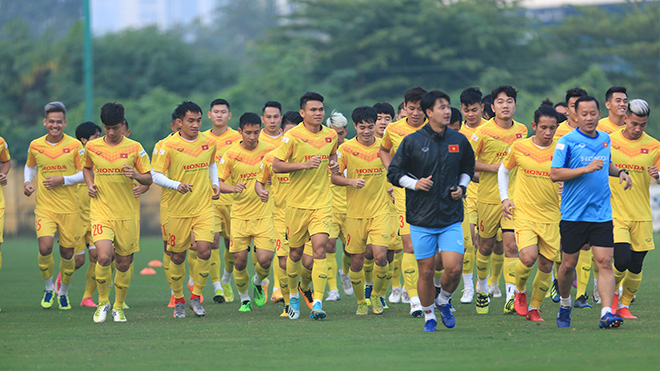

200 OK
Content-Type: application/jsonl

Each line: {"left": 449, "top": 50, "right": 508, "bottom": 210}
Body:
{"left": 84, "top": 136, "right": 151, "bottom": 221}
{"left": 337, "top": 138, "right": 389, "bottom": 218}
{"left": 151, "top": 132, "right": 216, "bottom": 218}
{"left": 153, "top": 133, "right": 177, "bottom": 209}
{"left": 501, "top": 137, "right": 560, "bottom": 223}
{"left": 598, "top": 117, "right": 625, "bottom": 135}
{"left": 610, "top": 130, "right": 660, "bottom": 221}
{"left": 27, "top": 134, "right": 84, "bottom": 214}
{"left": 205, "top": 127, "right": 242, "bottom": 206}
{"left": 259, "top": 132, "right": 283, "bottom": 148}
{"left": 381, "top": 117, "right": 427, "bottom": 201}
{"left": 554, "top": 120, "right": 578, "bottom": 139}
{"left": 459, "top": 119, "right": 487, "bottom": 203}
{"left": 470, "top": 119, "right": 528, "bottom": 204}
{"left": 271, "top": 123, "right": 338, "bottom": 209}
{"left": 258, "top": 152, "right": 290, "bottom": 216}
{"left": 0, "top": 137, "right": 10, "bottom": 209}
{"left": 330, "top": 174, "right": 347, "bottom": 214}
{"left": 219, "top": 141, "right": 275, "bottom": 220}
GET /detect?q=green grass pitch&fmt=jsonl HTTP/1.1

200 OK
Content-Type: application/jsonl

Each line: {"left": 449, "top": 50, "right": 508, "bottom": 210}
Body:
{"left": 0, "top": 236, "right": 658, "bottom": 369}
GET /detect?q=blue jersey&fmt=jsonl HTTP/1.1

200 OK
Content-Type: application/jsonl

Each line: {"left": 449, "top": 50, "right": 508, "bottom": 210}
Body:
{"left": 551, "top": 129, "right": 612, "bottom": 222}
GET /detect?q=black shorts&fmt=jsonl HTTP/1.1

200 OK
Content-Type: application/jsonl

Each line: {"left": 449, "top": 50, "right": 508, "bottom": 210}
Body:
{"left": 560, "top": 220, "right": 614, "bottom": 254}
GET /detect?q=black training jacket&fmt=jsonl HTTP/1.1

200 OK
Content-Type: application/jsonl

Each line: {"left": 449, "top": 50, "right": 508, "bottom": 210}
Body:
{"left": 387, "top": 124, "right": 475, "bottom": 229}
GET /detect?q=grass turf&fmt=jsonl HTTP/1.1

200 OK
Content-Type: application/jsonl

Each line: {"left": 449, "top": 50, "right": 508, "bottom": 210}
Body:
{"left": 0, "top": 236, "right": 658, "bottom": 369}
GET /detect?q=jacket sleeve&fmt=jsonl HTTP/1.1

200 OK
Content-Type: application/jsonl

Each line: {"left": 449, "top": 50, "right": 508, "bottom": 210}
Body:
{"left": 387, "top": 136, "right": 410, "bottom": 188}
{"left": 459, "top": 136, "right": 475, "bottom": 180}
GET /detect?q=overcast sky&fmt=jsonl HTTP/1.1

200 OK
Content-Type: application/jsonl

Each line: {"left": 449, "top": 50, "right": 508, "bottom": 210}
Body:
{"left": 522, "top": 0, "right": 624, "bottom": 8}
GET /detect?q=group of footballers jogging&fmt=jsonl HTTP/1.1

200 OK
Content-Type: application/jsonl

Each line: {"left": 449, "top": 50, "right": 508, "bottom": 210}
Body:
{"left": 0, "top": 83, "right": 655, "bottom": 332}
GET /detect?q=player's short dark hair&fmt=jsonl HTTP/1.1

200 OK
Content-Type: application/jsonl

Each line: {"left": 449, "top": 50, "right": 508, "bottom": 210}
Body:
{"left": 404, "top": 87, "right": 427, "bottom": 104}
{"left": 491, "top": 85, "right": 517, "bottom": 103}
{"left": 44, "top": 101, "right": 66, "bottom": 117}
{"left": 420, "top": 90, "right": 451, "bottom": 114}
{"left": 541, "top": 98, "right": 553, "bottom": 107}
{"left": 171, "top": 110, "right": 178, "bottom": 122}
{"left": 534, "top": 105, "right": 559, "bottom": 124}
{"left": 482, "top": 95, "right": 495, "bottom": 118}
{"left": 123, "top": 118, "right": 130, "bottom": 130}
{"left": 451, "top": 107, "right": 463, "bottom": 127}
{"left": 351, "top": 106, "right": 377, "bottom": 125}
{"left": 373, "top": 102, "right": 395, "bottom": 118}
{"left": 397, "top": 102, "right": 405, "bottom": 114}
{"left": 300, "top": 91, "right": 324, "bottom": 109}
{"left": 282, "top": 111, "right": 302, "bottom": 129}
{"left": 565, "top": 87, "right": 588, "bottom": 103}
{"left": 75, "top": 121, "right": 101, "bottom": 141}
{"left": 554, "top": 102, "right": 568, "bottom": 109}
{"left": 174, "top": 101, "right": 202, "bottom": 120}
{"left": 239, "top": 112, "right": 262, "bottom": 129}
{"left": 605, "top": 86, "right": 627, "bottom": 102}
{"left": 100, "top": 102, "right": 125, "bottom": 126}
{"left": 574, "top": 96, "right": 600, "bottom": 112}
{"left": 460, "top": 87, "right": 482, "bottom": 106}
{"left": 210, "top": 98, "right": 230, "bottom": 111}
{"left": 262, "top": 101, "right": 282, "bottom": 114}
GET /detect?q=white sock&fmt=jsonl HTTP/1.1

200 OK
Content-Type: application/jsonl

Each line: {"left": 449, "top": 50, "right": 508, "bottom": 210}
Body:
{"left": 560, "top": 296, "right": 572, "bottom": 308}
{"left": 59, "top": 283, "right": 69, "bottom": 296}
{"left": 253, "top": 275, "right": 263, "bottom": 286}
{"left": 170, "top": 288, "right": 174, "bottom": 295}
{"left": 213, "top": 281, "right": 222, "bottom": 291}
{"left": 601, "top": 306, "right": 612, "bottom": 317}
{"left": 515, "top": 288, "right": 526, "bottom": 294}
{"left": 45, "top": 277, "right": 55, "bottom": 291}
{"left": 221, "top": 271, "right": 232, "bottom": 284}
{"left": 366, "top": 282, "right": 373, "bottom": 287}
{"left": 290, "top": 293, "right": 299, "bottom": 299}
{"left": 433, "top": 276, "right": 442, "bottom": 288}
{"left": 410, "top": 296, "right": 421, "bottom": 306}
{"left": 477, "top": 278, "right": 488, "bottom": 294}
{"left": 423, "top": 305, "right": 436, "bottom": 321}
{"left": 593, "top": 277, "right": 598, "bottom": 290}
{"left": 436, "top": 289, "right": 453, "bottom": 306}
{"left": 462, "top": 273, "right": 474, "bottom": 289}
{"left": 239, "top": 290, "right": 250, "bottom": 302}
{"left": 528, "top": 305, "right": 538, "bottom": 311}
{"left": 188, "top": 277, "right": 194, "bottom": 286}
{"left": 505, "top": 283, "right": 515, "bottom": 299}
{"left": 313, "top": 299, "right": 322, "bottom": 306}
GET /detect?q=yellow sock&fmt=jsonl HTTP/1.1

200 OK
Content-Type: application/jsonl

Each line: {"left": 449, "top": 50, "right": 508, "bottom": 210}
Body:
{"left": 326, "top": 252, "right": 337, "bottom": 291}
{"left": 209, "top": 248, "right": 221, "bottom": 285}
{"left": 224, "top": 249, "right": 234, "bottom": 274}
{"left": 392, "top": 251, "right": 403, "bottom": 288}
{"left": 364, "top": 258, "right": 374, "bottom": 284}
{"left": 95, "top": 263, "right": 112, "bottom": 303}
{"left": 273, "top": 260, "right": 281, "bottom": 289}
{"left": 170, "top": 261, "right": 185, "bottom": 299}
{"left": 251, "top": 247, "right": 258, "bottom": 269}
{"left": 188, "top": 250, "right": 198, "bottom": 282}
{"left": 277, "top": 265, "right": 290, "bottom": 305}
{"left": 613, "top": 266, "right": 626, "bottom": 288}
{"left": 110, "top": 260, "right": 116, "bottom": 277}
{"left": 38, "top": 253, "right": 54, "bottom": 280}
{"left": 553, "top": 261, "right": 561, "bottom": 277}
{"left": 349, "top": 269, "right": 366, "bottom": 303}
{"left": 514, "top": 260, "right": 533, "bottom": 292}
{"left": 301, "top": 266, "right": 312, "bottom": 291}
{"left": 529, "top": 270, "right": 551, "bottom": 309}
{"left": 402, "top": 252, "right": 418, "bottom": 297}
{"left": 434, "top": 269, "right": 444, "bottom": 280}
{"left": 373, "top": 263, "right": 389, "bottom": 298}
{"left": 286, "top": 257, "right": 301, "bottom": 296}
{"left": 621, "top": 271, "right": 642, "bottom": 306}
{"left": 113, "top": 268, "right": 132, "bottom": 309}
{"left": 463, "top": 243, "right": 475, "bottom": 275}
{"left": 576, "top": 249, "right": 592, "bottom": 298}
{"left": 342, "top": 253, "right": 351, "bottom": 275}
{"left": 82, "top": 260, "right": 96, "bottom": 299}
{"left": 192, "top": 257, "right": 210, "bottom": 296}
{"left": 312, "top": 258, "right": 328, "bottom": 301}
{"left": 386, "top": 259, "right": 394, "bottom": 282}
{"left": 475, "top": 251, "right": 491, "bottom": 281}
{"left": 234, "top": 267, "right": 249, "bottom": 295}
{"left": 255, "top": 261, "right": 270, "bottom": 282}
{"left": 163, "top": 253, "right": 172, "bottom": 288}
{"left": 60, "top": 257, "right": 75, "bottom": 285}
{"left": 504, "top": 257, "right": 518, "bottom": 285}
{"left": 593, "top": 258, "right": 599, "bottom": 279}
{"left": 487, "top": 253, "right": 504, "bottom": 286}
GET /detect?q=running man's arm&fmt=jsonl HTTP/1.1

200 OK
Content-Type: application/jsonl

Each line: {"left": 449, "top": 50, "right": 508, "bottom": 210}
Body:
{"left": 83, "top": 166, "right": 98, "bottom": 198}
{"left": 272, "top": 156, "right": 319, "bottom": 173}
{"left": 0, "top": 160, "right": 9, "bottom": 186}
{"left": 387, "top": 138, "right": 432, "bottom": 191}
{"left": 379, "top": 145, "right": 392, "bottom": 169}
{"left": 608, "top": 162, "right": 632, "bottom": 190}
{"left": 23, "top": 164, "right": 37, "bottom": 196}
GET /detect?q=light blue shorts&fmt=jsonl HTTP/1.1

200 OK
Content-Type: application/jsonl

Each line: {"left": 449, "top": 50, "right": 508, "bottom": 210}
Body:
{"left": 410, "top": 222, "right": 465, "bottom": 260}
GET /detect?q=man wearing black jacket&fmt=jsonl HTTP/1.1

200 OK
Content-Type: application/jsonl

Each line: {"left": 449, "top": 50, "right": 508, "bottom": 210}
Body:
{"left": 387, "top": 90, "right": 475, "bottom": 332}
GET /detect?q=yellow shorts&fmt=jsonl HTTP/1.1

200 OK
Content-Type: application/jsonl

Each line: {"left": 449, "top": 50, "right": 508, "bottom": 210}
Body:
{"left": 388, "top": 213, "right": 402, "bottom": 251}
{"left": 465, "top": 196, "right": 478, "bottom": 225}
{"left": 461, "top": 217, "right": 472, "bottom": 249}
{"left": 0, "top": 208, "right": 4, "bottom": 243}
{"left": 330, "top": 212, "right": 347, "bottom": 245}
{"left": 477, "top": 202, "right": 513, "bottom": 239}
{"left": 302, "top": 241, "right": 314, "bottom": 257}
{"left": 346, "top": 213, "right": 390, "bottom": 255}
{"left": 395, "top": 197, "right": 410, "bottom": 235}
{"left": 35, "top": 210, "right": 83, "bottom": 252}
{"left": 285, "top": 205, "right": 332, "bottom": 248}
{"left": 168, "top": 213, "right": 214, "bottom": 253}
{"left": 160, "top": 204, "right": 168, "bottom": 241}
{"left": 230, "top": 217, "right": 274, "bottom": 253}
{"left": 91, "top": 219, "right": 139, "bottom": 256}
{"left": 273, "top": 214, "right": 290, "bottom": 257}
{"left": 613, "top": 219, "right": 655, "bottom": 252}
{"left": 214, "top": 204, "right": 232, "bottom": 239}
{"left": 514, "top": 219, "right": 560, "bottom": 262}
